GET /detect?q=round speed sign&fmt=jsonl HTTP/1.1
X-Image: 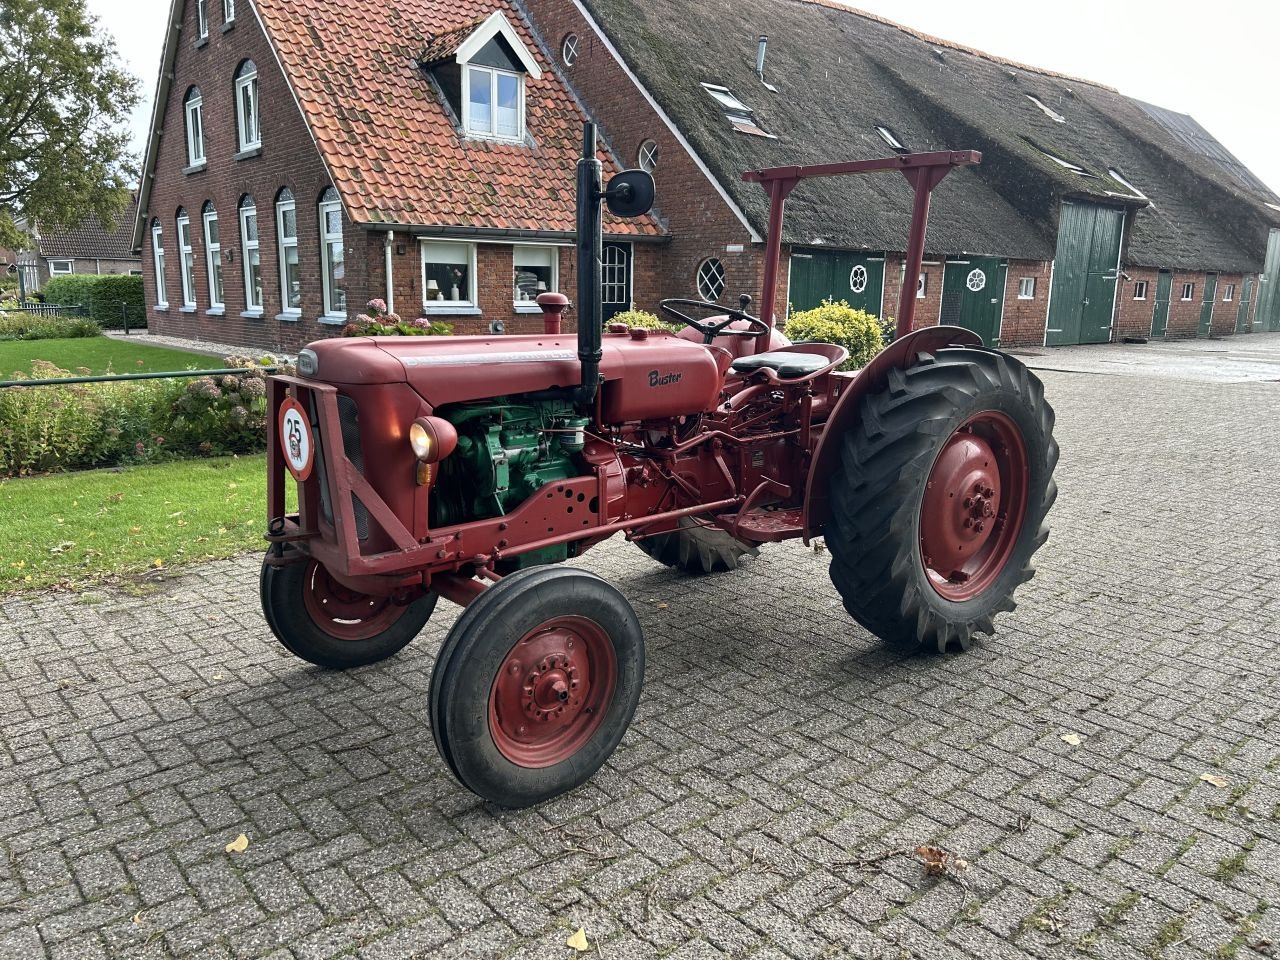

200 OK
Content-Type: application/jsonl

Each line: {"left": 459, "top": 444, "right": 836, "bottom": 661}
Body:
{"left": 278, "top": 397, "right": 315, "bottom": 481}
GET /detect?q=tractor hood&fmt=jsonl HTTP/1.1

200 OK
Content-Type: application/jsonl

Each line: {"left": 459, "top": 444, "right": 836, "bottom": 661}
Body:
{"left": 298, "top": 332, "right": 724, "bottom": 413}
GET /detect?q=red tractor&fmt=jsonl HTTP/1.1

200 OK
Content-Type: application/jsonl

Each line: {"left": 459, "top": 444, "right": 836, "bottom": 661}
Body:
{"left": 263, "top": 125, "right": 1056, "bottom": 808}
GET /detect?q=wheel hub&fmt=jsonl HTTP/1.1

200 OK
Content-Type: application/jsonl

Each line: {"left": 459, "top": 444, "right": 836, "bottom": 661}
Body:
{"left": 489, "top": 618, "right": 616, "bottom": 768}
{"left": 919, "top": 412, "right": 1029, "bottom": 602}
{"left": 301, "top": 560, "right": 404, "bottom": 641}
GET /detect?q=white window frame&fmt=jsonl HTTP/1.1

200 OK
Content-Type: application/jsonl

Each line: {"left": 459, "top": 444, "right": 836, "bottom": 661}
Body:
{"left": 48, "top": 259, "right": 73, "bottom": 276}
{"left": 512, "top": 244, "right": 558, "bottom": 307}
{"left": 638, "top": 139, "right": 658, "bottom": 174}
{"left": 1223, "top": 283, "right": 1234, "bottom": 302}
{"left": 185, "top": 93, "right": 205, "bottom": 166}
{"left": 151, "top": 223, "right": 167, "bottom": 308}
{"left": 240, "top": 202, "right": 262, "bottom": 313}
{"left": 223, "top": 0, "right": 235, "bottom": 23}
{"left": 561, "top": 33, "right": 578, "bottom": 67}
{"left": 197, "top": 0, "right": 208, "bottom": 39}
{"left": 319, "top": 191, "right": 347, "bottom": 318}
{"left": 696, "top": 258, "right": 726, "bottom": 302}
{"left": 1133, "top": 280, "right": 1148, "bottom": 301}
{"left": 420, "top": 240, "right": 478, "bottom": 310}
{"left": 1181, "top": 282, "right": 1195, "bottom": 301}
{"left": 203, "top": 206, "right": 223, "bottom": 311}
{"left": 1018, "top": 277, "right": 1035, "bottom": 300}
{"left": 177, "top": 213, "right": 196, "bottom": 308}
{"left": 275, "top": 193, "right": 301, "bottom": 315}
{"left": 462, "top": 64, "right": 526, "bottom": 142}
{"left": 235, "top": 66, "right": 260, "bottom": 151}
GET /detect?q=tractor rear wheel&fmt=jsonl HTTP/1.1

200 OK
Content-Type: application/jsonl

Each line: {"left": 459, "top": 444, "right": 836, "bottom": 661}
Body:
{"left": 429, "top": 566, "right": 644, "bottom": 808}
{"left": 636, "top": 517, "right": 759, "bottom": 573}
{"left": 825, "top": 347, "right": 1057, "bottom": 653}
{"left": 260, "top": 553, "right": 437, "bottom": 669}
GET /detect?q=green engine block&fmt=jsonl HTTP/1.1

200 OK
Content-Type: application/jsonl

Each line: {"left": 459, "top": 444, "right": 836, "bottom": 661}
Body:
{"left": 429, "top": 399, "right": 590, "bottom": 561}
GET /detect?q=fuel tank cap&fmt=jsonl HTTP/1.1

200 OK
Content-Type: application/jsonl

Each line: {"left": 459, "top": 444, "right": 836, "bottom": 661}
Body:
{"left": 629, "top": 327, "right": 649, "bottom": 340}
{"left": 607, "top": 322, "right": 629, "bottom": 334}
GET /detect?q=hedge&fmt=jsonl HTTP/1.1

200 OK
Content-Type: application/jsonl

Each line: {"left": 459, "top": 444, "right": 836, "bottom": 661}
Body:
{"left": 783, "top": 300, "right": 885, "bottom": 370}
{"left": 0, "top": 312, "right": 101, "bottom": 341}
{"left": 0, "top": 355, "right": 284, "bottom": 476}
{"left": 42, "top": 274, "right": 146, "bottom": 329}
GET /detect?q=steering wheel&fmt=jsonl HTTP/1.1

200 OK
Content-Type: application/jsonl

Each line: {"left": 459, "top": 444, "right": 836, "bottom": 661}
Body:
{"left": 659, "top": 296, "right": 770, "bottom": 344}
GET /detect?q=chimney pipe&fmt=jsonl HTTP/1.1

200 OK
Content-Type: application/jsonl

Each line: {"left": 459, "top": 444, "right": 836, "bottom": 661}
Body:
{"left": 756, "top": 35, "right": 768, "bottom": 80}
{"left": 575, "top": 123, "right": 603, "bottom": 407}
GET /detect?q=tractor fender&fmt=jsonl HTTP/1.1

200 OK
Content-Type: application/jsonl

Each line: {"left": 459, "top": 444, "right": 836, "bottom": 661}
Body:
{"left": 801, "top": 325, "right": 983, "bottom": 543}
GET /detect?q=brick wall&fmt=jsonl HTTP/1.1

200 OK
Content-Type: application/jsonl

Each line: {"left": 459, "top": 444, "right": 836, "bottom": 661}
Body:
{"left": 1114, "top": 267, "right": 1159, "bottom": 340}
{"left": 883, "top": 257, "right": 944, "bottom": 330}
{"left": 999, "top": 260, "right": 1051, "bottom": 347}
{"left": 1210, "top": 273, "right": 1244, "bottom": 336}
{"left": 141, "top": 1, "right": 345, "bottom": 355}
{"left": 525, "top": 0, "right": 763, "bottom": 315}
{"left": 1163, "top": 270, "right": 1209, "bottom": 338}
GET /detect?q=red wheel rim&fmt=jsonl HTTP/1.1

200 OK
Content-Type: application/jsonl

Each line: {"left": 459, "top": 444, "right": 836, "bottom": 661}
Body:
{"left": 919, "top": 411, "right": 1029, "bottom": 602}
{"left": 488, "top": 616, "right": 617, "bottom": 768}
{"left": 301, "top": 560, "right": 405, "bottom": 641}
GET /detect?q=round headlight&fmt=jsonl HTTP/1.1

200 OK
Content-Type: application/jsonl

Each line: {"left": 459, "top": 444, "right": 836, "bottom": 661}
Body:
{"left": 408, "top": 416, "right": 458, "bottom": 463}
{"left": 409, "top": 421, "right": 432, "bottom": 459}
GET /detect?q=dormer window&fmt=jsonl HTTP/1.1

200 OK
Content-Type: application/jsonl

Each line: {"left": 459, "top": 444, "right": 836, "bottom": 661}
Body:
{"left": 421, "top": 11, "right": 543, "bottom": 145}
{"left": 876, "top": 125, "right": 907, "bottom": 152}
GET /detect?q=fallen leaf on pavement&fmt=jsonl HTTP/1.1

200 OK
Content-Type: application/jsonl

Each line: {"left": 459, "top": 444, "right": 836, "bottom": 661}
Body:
{"left": 566, "top": 928, "right": 589, "bottom": 952}
{"left": 1061, "top": 733, "right": 1083, "bottom": 746}
{"left": 132, "top": 912, "right": 145, "bottom": 924}
{"left": 1200, "top": 773, "right": 1229, "bottom": 788}
{"left": 224, "top": 833, "right": 250, "bottom": 854}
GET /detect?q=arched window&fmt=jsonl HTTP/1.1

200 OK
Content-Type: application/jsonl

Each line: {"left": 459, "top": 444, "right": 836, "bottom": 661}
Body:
{"left": 696, "top": 258, "right": 725, "bottom": 302}
{"left": 235, "top": 60, "right": 260, "bottom": 151}
{"left": 175, "top": 208, "right": 196, "bottom": 308}
{"left": 150, "top": 218, "right": 167, "bottom": 308}
{"left": 318, "top": 187, "right": 346, "bottom": 318}
{"left": 184, "top": 87, "right": 205, "bottom": 166}
{"left": 561, "top": 33, "right": 579, "bottom": 67}
{"left": 202, "top": 201, "right": 224, "bottom": 311}
{"left": 239, "top": 196, "right": 262, "bottom": 313}
{"left": 275, "top": 188, "right": 300, "bottom": 314}
{"left": 638, "top": 139, "right": 658, "bottom": 174}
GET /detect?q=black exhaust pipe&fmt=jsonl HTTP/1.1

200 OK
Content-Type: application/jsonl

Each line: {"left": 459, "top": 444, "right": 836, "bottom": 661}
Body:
{"left": 576, "top": 122, "right": 603, "bottom": 407}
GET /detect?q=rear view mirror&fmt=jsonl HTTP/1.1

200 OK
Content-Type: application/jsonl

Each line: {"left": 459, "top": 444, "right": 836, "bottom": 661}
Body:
{"left": 604, "top": 169, "right": 655, "bottom": 218}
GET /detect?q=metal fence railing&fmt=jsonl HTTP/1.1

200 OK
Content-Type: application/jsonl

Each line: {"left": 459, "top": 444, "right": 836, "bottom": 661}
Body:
{"left": 0, "top": 303, "right": 86, "bottom": 317}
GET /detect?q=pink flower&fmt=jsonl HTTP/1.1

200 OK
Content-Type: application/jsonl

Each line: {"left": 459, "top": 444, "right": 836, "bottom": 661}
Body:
{"left": 135, "top": 442, "right": 145, "bottom": 454}
{"left": 366, "top": 298, "right": 387, "bottom": 314}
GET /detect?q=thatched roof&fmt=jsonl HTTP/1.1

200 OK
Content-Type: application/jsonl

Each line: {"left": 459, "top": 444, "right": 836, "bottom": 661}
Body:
{"left": 581, "top": 0, "right": 1278, "bottom": 272}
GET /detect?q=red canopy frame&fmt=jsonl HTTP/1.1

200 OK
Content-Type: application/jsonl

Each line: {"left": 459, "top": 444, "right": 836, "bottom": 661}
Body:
{"left": 743, "top": 150, "right": 981, "bottom": 341}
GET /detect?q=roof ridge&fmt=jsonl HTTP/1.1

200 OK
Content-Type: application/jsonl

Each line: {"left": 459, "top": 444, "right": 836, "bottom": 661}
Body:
{"left": 788, "top": 0, "right": 1118, "bottom": 93}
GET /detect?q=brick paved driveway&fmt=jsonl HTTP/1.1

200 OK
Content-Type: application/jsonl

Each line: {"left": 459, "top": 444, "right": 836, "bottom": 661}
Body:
{"left": 3, "top": 338, "right": 1279, "bottom": 959}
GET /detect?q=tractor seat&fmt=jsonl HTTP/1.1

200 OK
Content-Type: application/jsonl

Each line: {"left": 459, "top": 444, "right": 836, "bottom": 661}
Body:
{"left": 730, "top": 350, "right": 831, "bottom": 379}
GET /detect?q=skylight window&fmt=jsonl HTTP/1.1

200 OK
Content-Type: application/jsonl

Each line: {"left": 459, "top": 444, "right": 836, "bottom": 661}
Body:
{"left": 876, "top": 126, "right": 907, "bottom": 152}
{"left": 1042, "top": 151, "right": 1084, "bottom": 173}
{"left": 1027, "top": 95, "right": 1066, "bottom": 123}
{"left": 701, "top": 82, "right": 773, "bottom": 138}
{"left": 1107, "top": 168, "right": 1146, "bottom": 199}
{"left": 1267, "top": 202, "right": 1280, "bottom": 214}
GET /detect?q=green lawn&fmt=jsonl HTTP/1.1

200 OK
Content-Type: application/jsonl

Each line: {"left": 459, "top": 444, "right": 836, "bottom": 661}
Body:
{"left": 0, "top": 337, "right": 222, "bottom": 379}
{"left": 0, "top": 454, "right": 295, "bottom": 593}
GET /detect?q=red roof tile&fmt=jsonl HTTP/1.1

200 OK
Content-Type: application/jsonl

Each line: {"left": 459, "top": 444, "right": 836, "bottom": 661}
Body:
{"left": 254, "top": 0, "right": 663, "bottom": 238}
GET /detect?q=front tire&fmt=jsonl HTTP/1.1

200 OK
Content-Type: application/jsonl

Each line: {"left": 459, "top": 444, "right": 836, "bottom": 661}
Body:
{"left": 260, "top": 554, "right": 437, "bottom": 669}
{"left": 825, "top": 348, "right": 1057, "bottom": 653}
{"left": 430, "top": 567, "right": 645, "bottom": 808}
{"left": 636, "top": 517, "right": 759, "bottom": 573}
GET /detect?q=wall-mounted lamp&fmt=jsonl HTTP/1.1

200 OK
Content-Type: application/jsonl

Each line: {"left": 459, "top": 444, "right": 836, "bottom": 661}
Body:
{"left": 396, "top": 244, "right": 407, "bottom": 256}
{"left": 224, "top": 248, "right": 234, "bottom": 263}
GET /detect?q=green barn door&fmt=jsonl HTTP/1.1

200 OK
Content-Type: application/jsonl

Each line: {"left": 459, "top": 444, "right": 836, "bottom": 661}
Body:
{"left": 940, "top": 257, "right": 1007, "bottom": 345}
{"left": 787, "top": 249, "right": 885, "bottom": 316}
{"left": 1198, "top": 273, "right": 1218, "bottom": 336}
{"left": 1236, "top": 278, "right": 1254, "bottom": 333}
{"left": 1046, "top": 203, "right": 1125, "bottom": 345}
{"left": 1257, "top": 230, "right": 1280, "bottom": 332}
{"left": 1151, "top": 270, "right": 1172, "bottom": 337}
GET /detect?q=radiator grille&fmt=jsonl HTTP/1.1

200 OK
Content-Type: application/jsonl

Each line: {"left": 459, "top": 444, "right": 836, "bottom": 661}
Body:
{"left": 336, "top": 395, "right": 370, "bottom": 542}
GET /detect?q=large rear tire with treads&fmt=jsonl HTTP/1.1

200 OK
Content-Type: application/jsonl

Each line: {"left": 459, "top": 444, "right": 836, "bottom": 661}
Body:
{"left": 825, "top": 347, "right": 1057, "bottom": 653}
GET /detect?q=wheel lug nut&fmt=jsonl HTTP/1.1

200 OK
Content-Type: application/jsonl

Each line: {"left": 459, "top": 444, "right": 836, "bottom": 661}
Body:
{"left": 963, "top": 497, "right": 973, "bottom": 508}
{"left": 963, "top": 518, "right": 972, "bottom": 528}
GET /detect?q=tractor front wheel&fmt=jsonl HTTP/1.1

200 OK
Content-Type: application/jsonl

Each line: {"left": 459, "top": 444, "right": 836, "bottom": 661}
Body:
{"left": 636, "top": 517, "right": 759, "bottom": 573}
{"left": 825, "top": 347, "right": 1057, "bottom": 653}
{"left": 260, "top": 554, "right": 437, "bottom": 669}
{"left": 429, "top": 566, "right": 644, "bottom": 808}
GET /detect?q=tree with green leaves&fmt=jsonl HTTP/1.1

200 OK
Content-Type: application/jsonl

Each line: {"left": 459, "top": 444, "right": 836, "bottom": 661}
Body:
{"left": 0, "top": 0, "right": 139, "bottom": 250}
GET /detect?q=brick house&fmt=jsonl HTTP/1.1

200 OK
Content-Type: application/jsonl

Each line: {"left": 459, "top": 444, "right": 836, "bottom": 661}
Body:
{"left": 16, "top": 194, "right": 142, "bottom": 297}
{"left": 134, "top": 0, "right": 1280, "bottom": 349}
